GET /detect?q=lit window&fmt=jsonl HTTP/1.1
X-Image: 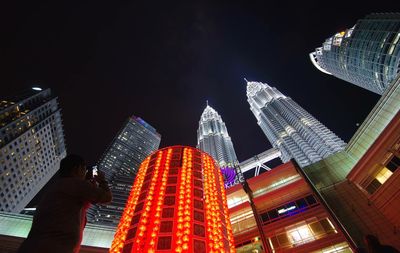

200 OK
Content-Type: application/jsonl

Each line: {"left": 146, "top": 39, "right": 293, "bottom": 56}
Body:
{"left": 286, "top": 223, "right": 315, "bottom": 245}
{"left": 375, "top": 167, "right": 393, "bottom": 184}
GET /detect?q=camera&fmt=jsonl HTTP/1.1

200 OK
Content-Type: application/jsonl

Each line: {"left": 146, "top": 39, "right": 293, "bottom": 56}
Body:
{"left": 85, "top": 166, "right": 98, "bottom": 180}
{"left": 92, "top": 168, "right": 98, "bottom": 177}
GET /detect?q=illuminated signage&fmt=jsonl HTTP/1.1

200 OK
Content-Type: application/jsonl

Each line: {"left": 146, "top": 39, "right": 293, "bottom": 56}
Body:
{"left": 221, "top": 167, "right": 236, "bottom": 188}
{"left": 277, "top": 205, "right": 296, "bottom": 214}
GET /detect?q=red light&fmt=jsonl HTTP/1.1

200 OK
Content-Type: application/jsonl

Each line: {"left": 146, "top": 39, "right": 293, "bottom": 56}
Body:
{"left": 110, "top": 146, "right": 235, "bottom": 252}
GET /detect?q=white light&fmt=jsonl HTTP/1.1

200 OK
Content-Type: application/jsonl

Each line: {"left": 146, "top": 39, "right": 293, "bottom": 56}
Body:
{"left": 32, "top": 87, "right": 42, "bottom": 91}
{"left": 278, "top": 205, "right": 296, "bottom": 214}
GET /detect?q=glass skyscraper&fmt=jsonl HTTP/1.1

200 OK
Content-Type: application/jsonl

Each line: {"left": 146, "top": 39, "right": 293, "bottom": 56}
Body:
{"left": 0, "top": 88, "right": 66, "bottom": 212}
{"left": 89, "top": 116, "right": 161, "bottom": 226}
{"left": 310, "top": 13, "right": 400, "bottom": 94}
{"left": 246, "top": 80, "right": 346, "bottom": 168}
{"left": 197, "top": 104, "right": 243, "bottom": 187}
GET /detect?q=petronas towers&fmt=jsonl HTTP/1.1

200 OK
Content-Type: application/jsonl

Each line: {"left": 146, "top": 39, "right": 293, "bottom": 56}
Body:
{"left": 246, "top": 80, "right": 346, "bottom": 168}
{"left": 197, "top": 80, "right": 346, "bottom": 176}
{"left": 197, "top": 104, "right": 244, "bottom": 187}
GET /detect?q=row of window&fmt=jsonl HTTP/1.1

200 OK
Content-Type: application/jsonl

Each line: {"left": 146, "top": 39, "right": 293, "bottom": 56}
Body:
{"left": 260, "top": 195, "right": 318, "bottom": 224}
{"left": 269, "top": 218, "right": 336, "bottom": 250}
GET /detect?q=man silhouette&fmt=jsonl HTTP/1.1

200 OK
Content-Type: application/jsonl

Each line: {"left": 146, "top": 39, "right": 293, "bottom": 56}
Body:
{"left": 18, "top": 154, "right": 112, "bottom": 253}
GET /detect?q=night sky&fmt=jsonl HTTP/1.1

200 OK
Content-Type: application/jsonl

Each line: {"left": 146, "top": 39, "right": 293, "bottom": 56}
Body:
{"left": 3, "top": 1, "right": 398, "bottom": 166}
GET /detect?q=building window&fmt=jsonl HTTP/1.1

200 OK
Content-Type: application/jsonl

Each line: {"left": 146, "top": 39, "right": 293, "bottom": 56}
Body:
{"left": 166, "top": 186, "right": 176, "bottom": 194}
{"left": 386, "top": 155, "right": 400, "bottom": 172}
{"left": 162, "top": 208, "right": 174, "bottom": 218}
{"left": 194, "top": 171, "right": 202, "bottom": 179}
{"left": 126, "top": 227, "right": 137, "bottom": 239}
{"left": 193, "top": 163, "right": 202, "bottom": 171}
{"left": 260, "top": 195, "right": 318, "bottom": 225}
{"left": 194, "top": 179, "right": 202, "bottom": 188}
{"left": 194, "top": 211, "right": 204, "bottom": 222}
{"left": 194, "top": 189, "right": 203, "bottom": 198}
{"left": 163, "top": 196, "right": 175, "bottom": 206}
{"left": 193, "top": 240, "right": 206, "bottom": 253}
{"left": 160, "top": 221, "right": 173, "bottom": 233}
{"left": 157, "top": 236, "right": 172, "bottom": 250}
{"left": 194, "top": 199, "right": 204, "bottom": 210}
{"left": 269, "top": 218, "right": 337, "bottom": 251}
{"left": 287, "top": 224, "right": 315, "bottom": 245}
{"left": 375, "top": 166, "right": 393, "bottom": 184}
{"left": 170, "top": 160, "right": 181, "bottom": 167}
{"left": 131, "top": 214, "right": 141, "bottom": 225}
{"left": 366, "top": 154, "right": 399, "bottom": 195}
{"left": 169, "top": 168, "right": 178, "bottom": 175}
{"left": 194, "top": 224, "right": 205, "bottom": 237}
{"left": 144, "top": 173, "right": 152, "bottom": 182}
{"left": 138, "top": 192, "right": 147, "bottom": 202}
{"left": 134, "top": 202, "right": 144, "bottom": 213}
{"left": 167, "top": 177, "right": 177, "bottom": 184}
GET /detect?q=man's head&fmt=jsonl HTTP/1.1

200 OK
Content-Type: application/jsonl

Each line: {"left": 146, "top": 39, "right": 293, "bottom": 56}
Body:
{"left": 59, "top": 154, "right": 87, "bottom": 179}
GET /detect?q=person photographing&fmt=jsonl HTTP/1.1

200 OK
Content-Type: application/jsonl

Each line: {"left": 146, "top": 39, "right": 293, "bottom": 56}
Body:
{"left": 18, "top": 154, "right": 112, "bottom": 253}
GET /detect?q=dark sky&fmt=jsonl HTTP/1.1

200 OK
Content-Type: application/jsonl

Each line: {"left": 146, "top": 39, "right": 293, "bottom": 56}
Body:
{"left": 3, "top": 1, "right": 397, "bottom": 165}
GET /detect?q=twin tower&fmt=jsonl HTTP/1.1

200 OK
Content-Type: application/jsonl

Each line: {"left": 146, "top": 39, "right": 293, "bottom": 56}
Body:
{"left": 197, "top": 80, "right": 346, "bottom": 177}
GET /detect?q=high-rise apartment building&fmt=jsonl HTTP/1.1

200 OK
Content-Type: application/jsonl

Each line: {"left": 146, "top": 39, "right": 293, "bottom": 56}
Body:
{"left": 0, "top": 87, "right": 66, "bottom": 212}
{"left": 246, "top": 80, "right": 346, "bottom": 168}
{"left": 89, "top": 116, "right": 161, "bottom": 226}
{"left": 197, "top": 104, "right": 243, "bottom": 187}
{"left": 110, "top": 146, "right": 235, "bottom": 253}
{"left": 310, "top": 13, "right": 400, "bottom": 94}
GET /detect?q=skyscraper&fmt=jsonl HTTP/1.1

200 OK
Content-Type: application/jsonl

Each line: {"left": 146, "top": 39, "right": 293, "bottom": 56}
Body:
{"left": 0, "top": 87, "right": 66, "bottom": 212}
{"left": 310, "top": 13, "right": 400, "bottom": 94}
{"left": 197, "top": 104, "right": 243, "bottom": 187}
{"left": 246, "top": 80, "right": 346, "bottom": 168}
{"left": 89, "top": 116, "right": 161, "bottom": 226}
{"left": 110, "top": 146, "right": 235, "bottom": 253}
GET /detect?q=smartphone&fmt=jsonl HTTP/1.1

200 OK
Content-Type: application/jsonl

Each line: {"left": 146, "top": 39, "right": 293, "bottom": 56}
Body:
{"left": 92, "top": 167, "right": 98, "bottom": 177}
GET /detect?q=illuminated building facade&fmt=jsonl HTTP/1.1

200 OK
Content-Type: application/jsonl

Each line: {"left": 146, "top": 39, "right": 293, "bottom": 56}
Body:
{"left": 0, "top": 88, "right": 66, "bottom": 212}
{"left": 310, "top": 13, "right": 400, "bottom": 95}
{"left": 110, "top": 146, "right": 235, "bottom": 253}
{"left": 226, "top": 161, "right": 352, "bottom": 253}
{"left": 197, "top": 104, "right": 244, "bottom": 187}
{"left": 89, "top": 116, "right": 161, "bottom": 226}
{"left": 303, "top": 75, "right": 400, "bottom": 250}
{"left": 2, "top": 77, "right": 400, "bottom": 252}
{"left": 246, "top": 80, "right": 346, "bottom": 168}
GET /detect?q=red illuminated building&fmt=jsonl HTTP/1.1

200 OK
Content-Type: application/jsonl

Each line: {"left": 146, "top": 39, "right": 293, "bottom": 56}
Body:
{"left": 110, "top": 146, "right": 235, "bottom": 253}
